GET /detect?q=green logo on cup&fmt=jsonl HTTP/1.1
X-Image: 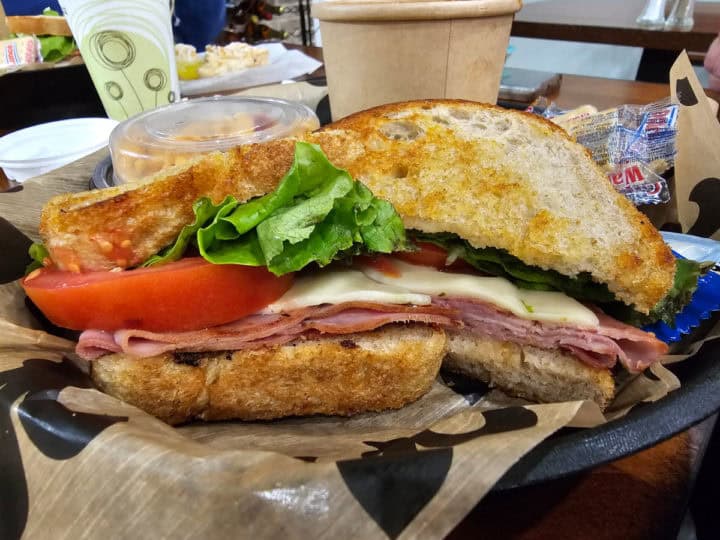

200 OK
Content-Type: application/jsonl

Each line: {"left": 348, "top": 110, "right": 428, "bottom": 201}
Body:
{"left": 84, "top": 30, "right": 176, "bottom": 120}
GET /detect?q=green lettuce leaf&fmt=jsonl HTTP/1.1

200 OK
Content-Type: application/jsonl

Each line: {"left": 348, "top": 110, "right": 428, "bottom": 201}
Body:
{"left": 413, "top": 231, "right": 706, "bottom": 325}
{"left": 144, "top": 142, "right": 408, "bottom": 274}
{"left": 39, "top": 8, "right": 77, "bottom": 62}
{"left": 654, "top": 258, "right": 714, "bottom": 325}
{"left": 11, "top": 9, "right": 77, "bottom": 63}
{"left": 38, "top": 35, "right": 76, "bottom": 62}
{"left": 414, "top": 232, "right": 616, "bottom": 303}
{"left": 143, "top": 196, "right": 234, "bottom": 267}
{"left": 604, "top": 258, "right": 712, "bottom": 326}
{"left": 256, "top": 168, "right": 355, "bottom": 262}
{"left": 25, "top": 243, "right": 49, "bottom": 274}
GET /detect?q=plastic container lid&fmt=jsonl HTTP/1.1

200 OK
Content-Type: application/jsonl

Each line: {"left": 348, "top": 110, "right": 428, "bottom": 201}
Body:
{"left": 0, "top": 118, "right": 118, "bottom": 182}
{"left": 313, "top": 0, "right": 522, "bottom": 22}
{"left": 109, "top": 96, "right": 320, "bottom": 184}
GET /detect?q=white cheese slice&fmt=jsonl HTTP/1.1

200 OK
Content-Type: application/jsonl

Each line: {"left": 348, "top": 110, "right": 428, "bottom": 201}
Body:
{"left": 263, "top": 269, "right": 432, "bottom": 313}
{"left": 361, "top": 260, "right": 599, "bottom": 327}
{"left": 263, "top": 259, "right": 599, "bottom": 328}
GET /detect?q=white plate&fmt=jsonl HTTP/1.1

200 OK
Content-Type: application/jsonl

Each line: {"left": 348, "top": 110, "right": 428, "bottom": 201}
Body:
{"left": 180, "top": 43, "right": 323, "bottom": 96}
{"left": 0, "top": 117, "right": 118, "bottom": 182}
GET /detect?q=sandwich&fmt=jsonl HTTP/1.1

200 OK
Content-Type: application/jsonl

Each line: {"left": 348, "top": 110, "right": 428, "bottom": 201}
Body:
{"left": 6, "top": 14, "right": 71, "bottom": 38}
{"left": 24, "top": 100, "right": 698, "bottom": 423}
{"left": 24, "top": 140, "right": 450, "bottom": 424}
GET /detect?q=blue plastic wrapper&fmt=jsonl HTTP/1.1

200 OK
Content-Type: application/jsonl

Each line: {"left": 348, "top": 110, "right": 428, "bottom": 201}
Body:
{"left": 643, "top": 232, "right": 720, "bottom": 343}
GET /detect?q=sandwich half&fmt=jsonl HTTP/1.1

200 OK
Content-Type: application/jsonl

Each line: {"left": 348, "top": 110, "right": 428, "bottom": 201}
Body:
{"left": 313, "top": 100, "right": 682, "bottom": 408}
{"left": 25, "top": 141, "right": 452, "bottom": 424}
{"left": 29, "top": 100, "right": 691, "bottom": 421}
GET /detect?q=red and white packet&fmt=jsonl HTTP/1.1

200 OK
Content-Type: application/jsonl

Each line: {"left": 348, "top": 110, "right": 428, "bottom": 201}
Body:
{"left": 1, "top": 36, "right": 41, "bottom": 69}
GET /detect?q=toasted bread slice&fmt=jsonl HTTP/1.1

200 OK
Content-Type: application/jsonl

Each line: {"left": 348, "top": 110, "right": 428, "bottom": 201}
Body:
{"left": 6, "top": 15, "right": 73, "bottom": 36}
{"left": 40, "top": 100, "right": 674, "bottom": 312}
{"left": 90, "top": 325, "right": 447, "bottom": 424}
{"left": 320, "top": 101, "right": 675, "bottom": 314}
{"left": 444, "top": 331, "right": 615, "bottom": 409}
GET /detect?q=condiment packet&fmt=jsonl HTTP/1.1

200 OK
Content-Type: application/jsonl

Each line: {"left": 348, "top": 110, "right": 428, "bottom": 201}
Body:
{"left": 547, "top": 104, "right": 598, "bottom": 127}
{"left": 0, "top": 36, "right": 40, "bottom": 68}
{"left": 529, "top": 98, "right": 678, "bottom": 206}
{"left": 643, "top": 232, "right": 720, "bottom": 343}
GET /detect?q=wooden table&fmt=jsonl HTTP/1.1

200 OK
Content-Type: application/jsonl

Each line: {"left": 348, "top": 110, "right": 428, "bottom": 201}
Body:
{"left": 452, "top": 416, "right": 717, "bottom": 540}
{"left": 513, "top": 0, "right": 719, "bottom": 52}
{"left": 296, "top": 45, "right": 720, "bottom": 111}
{"left": 550, "top": 73, "right": 673, "bottom": 109}
{"left": 512, "top": 0, "right": 720, "bottom": 82}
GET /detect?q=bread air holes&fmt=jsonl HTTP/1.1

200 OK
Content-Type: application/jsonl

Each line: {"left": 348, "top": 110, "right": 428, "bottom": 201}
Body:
{"left": 366, "top": 135, "right": 387, "bottom": 152}
{"left": 392, "top": 163, "right": 409, "bottom": 179}
{"left": 450, "top": 109, "right": 471, "bottom": 120}
{"left": 380, "top": 121, "right": 423, "bottom": 141}
{"left": 492, "top": 118, "right": 512, "bottom": 132}
{"left": 504, "top": 136, "right": 526, "bottom": 147}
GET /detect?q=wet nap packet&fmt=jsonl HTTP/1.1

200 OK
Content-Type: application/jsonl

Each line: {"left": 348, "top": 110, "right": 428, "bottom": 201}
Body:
{"left": 531, "top": 98, "right": 678, "bottom": 206}
{"left": 0, "top": 36, "right": 41, "bottom": 69}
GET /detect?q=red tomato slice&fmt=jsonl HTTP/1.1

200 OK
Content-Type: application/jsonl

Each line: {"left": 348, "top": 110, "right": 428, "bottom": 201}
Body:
{"left": 394, "top": 242, "right": 449, "bottom": 268}
{"left": 22, "top": 258, "right": 293, "bottom": 332}
{"left": 394, "top": 242, "right": 477, "bottom": 273}
{"left": 359, "top": 256, "right": 402, "bottom": 277}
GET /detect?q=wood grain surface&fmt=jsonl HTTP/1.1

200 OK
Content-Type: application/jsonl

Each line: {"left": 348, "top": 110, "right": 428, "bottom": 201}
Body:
{"left": 448, "top": 416, "right": 716, "bottom": 540}
{"left": 513, "top": 0, "right": 719, "bottom": 52}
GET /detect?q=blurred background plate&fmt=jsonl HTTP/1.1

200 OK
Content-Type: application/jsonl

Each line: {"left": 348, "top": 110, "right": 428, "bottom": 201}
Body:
{"left": 179, "top": 43, "right": 322, "bottom": 96}
{"left": 0, "top": 117, "right": 116, "bottom": 182}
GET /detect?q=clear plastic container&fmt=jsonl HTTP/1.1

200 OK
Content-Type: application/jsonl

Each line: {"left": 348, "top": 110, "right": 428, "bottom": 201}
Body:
{"left": 109, "top": 96, "right": 320, "bottom": 184}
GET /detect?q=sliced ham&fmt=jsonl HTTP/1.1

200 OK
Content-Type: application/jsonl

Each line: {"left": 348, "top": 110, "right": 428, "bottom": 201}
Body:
{"left": 76, "top": 296, "right": 667, "bottom": 373}
{"left": 304, "top": 308, "right": 456, "bottom": 333}
{"left": 76, "top": 329, "right": 123, "bottom": 361}
{"left": 436, "top": 298, "right": 667, "bottom": 372}
{"left": 76, "top": 302, "right": 458, "bottom": 360}
{"left": 593, "top": 310, "right": 669, "bottom": 371}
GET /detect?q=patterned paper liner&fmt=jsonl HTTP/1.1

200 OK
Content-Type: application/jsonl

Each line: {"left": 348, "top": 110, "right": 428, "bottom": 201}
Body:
{"left": 643, "top": 232, "right": 720, "bottom": 343}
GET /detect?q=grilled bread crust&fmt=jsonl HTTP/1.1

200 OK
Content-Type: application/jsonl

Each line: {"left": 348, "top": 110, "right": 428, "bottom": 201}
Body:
{"left": 444, "top": 331, "right": 615, "bottom": 410}
{"left": 40, "top": 100, "right": 674, "bottom": 313}
{"left": 90, "top": 325, "right": 447, "bottom": 425}
{"left": 6, "top": 15, "right": 73, "bottom": 36}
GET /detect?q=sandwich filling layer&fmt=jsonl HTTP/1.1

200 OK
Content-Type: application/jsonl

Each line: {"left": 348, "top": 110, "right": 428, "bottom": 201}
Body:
{"left": 77, "top": 262, "right": 668, "bottom": 372}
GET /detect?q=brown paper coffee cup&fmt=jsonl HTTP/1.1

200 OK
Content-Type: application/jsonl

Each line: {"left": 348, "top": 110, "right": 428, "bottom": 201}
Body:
{"left": 314, "top": 0, "right": 522, "bottom": 120}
